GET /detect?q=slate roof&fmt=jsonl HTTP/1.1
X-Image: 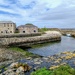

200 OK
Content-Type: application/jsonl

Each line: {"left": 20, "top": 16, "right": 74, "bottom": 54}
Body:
{"left": 0, "top": 21, "right": 15, "bottom": 23}
{"left": 18, "top": 23, "right": 38, "bottom": 28}
{"left": 25, "top": 23, "right": 37, "bottom": 27}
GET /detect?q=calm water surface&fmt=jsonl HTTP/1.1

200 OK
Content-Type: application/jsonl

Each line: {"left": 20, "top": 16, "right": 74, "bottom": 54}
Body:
{"left": 28, "top": 36, "right": 75, "bottom": 56}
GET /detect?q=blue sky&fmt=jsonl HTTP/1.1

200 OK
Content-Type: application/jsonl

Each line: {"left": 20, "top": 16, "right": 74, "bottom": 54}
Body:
{"left": 0, "top": 0, "right": 75, "bottom": 28}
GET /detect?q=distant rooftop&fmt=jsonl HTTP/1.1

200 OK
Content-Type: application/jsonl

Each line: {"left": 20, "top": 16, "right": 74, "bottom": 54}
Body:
{"left": 18, "top": 23, "right": 38, "bottom": 28}
{"left": 25, "top": 23, "right": 37, "bottom": 27}
{"left": 0, "top": 21, "right": 15, "bottom": 23}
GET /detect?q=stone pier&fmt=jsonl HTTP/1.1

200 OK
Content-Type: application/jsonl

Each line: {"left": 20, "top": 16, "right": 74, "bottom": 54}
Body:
{"left": 0, "top": 31, "right": 61, "bottom": 46}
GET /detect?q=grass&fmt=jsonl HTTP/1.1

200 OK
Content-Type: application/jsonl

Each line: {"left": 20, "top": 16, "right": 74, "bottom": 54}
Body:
{"left": 31, "top": 65, "right": 75, "bottom": 75}
{"left": 31, "top": 67, "right": 51, "bottom": 75}
{"left": 31, "top": 43, "right": 51, "bottom": 48}
{"left": 8, "top": 46, "right": 39, "bottom": 57}
{"left": 39, "top": 28, "right": 49, "bottom": 33}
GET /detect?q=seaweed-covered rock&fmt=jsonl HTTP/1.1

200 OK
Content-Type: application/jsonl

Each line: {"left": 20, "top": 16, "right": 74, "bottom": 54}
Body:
{"left": 9, "top": 62, "right": 19, "bottom": 68}
{"left": 1, "top": 62, "right": 32, "bottom": 75}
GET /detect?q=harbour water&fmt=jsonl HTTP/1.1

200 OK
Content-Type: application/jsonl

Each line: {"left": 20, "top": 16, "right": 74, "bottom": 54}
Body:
{"left": 28, "top": 36, "right": 75, "bottom": 56}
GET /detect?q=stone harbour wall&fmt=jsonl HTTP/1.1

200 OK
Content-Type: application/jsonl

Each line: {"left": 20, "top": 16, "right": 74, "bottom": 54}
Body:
{"left": 0, "top": 31, "right": 61, "bottom": 46}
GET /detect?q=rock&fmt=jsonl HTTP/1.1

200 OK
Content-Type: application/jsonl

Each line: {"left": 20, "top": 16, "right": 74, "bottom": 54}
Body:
{"left": 65, "top": 55, "right": 73, "bottom": 60}
{"left": 49, "top": 65, "right": 59, "bottom": 70}
{"left": 60, "top": 62, "right": 67, "bottom": 65}
{"left": 16, "top": 66, "right": 24, "bottom": 73}
{"left": 54, "top": 58, "right": 62, "bottom": 64}
{"left": 60, "top": 56, "right": 65, "bottom": 59}
{"left": 23, "top": 64, "right": 32, "bottom": 72}
{"left": 9, "top": 62, "right": 19, "bottom": 68}
{"left": 49, "top": 56, "right": 54, "bottom": 60}
{"left": 2, "top": 63, "right": 31, "bottom": 75}
{"left": 0, "top": 57, "right": 9, "bottom": 62}
{"left": 16, "top": 63, "right": 31, "bottom": 72}
{"left": 33, "top": 66, "right": 40, "bottom": 71}
{"left": 42, "top": 57, "right": 48, "bottom": 60}
{"left": 34, "top": 61, "right": 41, "bottom": 64}
{"left": 2, "top": 69, "right": 16, "bottom": 75}
{"left": 39, "top": 60, "right": 43, "bottom": 63}
{"left": 26, "top": 57, "right": 32, "bottom": 60}
{"left": 61, "top": 51, "right": 71, "bottom": 55}
{"left": 72, "top": 53, "right": 75, "bottom": 57}
{"left": 54, "top": 60, "right": 60, "bottom": 64}
{"left": 47, "top": 56, "right": 51, "bottom": 58}
{"left": 33, "top": 58, "right": 42, "bottom": 64}
{"left": 16, "top": 71, "right": 25, "bottom": 75}
{"left": 33, "top": 58, "right": 40, "bottom": 62}
{"left": 49, "top": 62, "right": 67, "bottom": 70}
{"left": 73, "top": 62, "right": 75, "bottom": 64}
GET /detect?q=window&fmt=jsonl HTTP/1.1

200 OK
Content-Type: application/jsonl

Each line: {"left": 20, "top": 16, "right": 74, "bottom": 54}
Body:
{"left": 8, "top": 24, "right": 9, "bottom": 27}
{"left": 10, "top": 31, "right": 12, "bottom": 33}
{"left": 6, "top": 31, "right": 8, "bottom": 33}
{"left": 1, "top": 31, "right": 3, "bottom": 33}
{"left": 34, "top": 30, "right": 36, "bottom": 32}
{"left": 23, "top": 31, "right": 25, "bottom": 33}
{"left": 8, "top": 28, "right": 9, "bottom": 29}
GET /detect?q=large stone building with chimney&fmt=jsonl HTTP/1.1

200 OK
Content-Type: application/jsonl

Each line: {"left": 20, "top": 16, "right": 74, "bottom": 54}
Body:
{"left": 0, "top": 21, "right": 16, "bottom": 34}
{"left": 18, "top": 23, "right": 38, "bottom": 34}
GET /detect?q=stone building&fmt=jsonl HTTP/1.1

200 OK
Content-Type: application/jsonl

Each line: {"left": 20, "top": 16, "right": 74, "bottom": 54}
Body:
{"left": 0, "top": 21, "right": 16, "bottom": 34}
{"left": 18, "top": 23, "right": 38, "bottom": 34}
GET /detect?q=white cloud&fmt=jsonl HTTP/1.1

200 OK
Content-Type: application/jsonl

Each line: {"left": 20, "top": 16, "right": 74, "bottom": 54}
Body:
{"left": 0, "top": 0, "right": 75, "bottom": 28}
{"left": 17, "top": 0, "right": 35, "bottom": 7}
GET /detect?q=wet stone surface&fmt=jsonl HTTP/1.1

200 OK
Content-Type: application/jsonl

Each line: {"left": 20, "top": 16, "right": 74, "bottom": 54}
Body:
{"left": 0, "top": 51, "right": 75, "bottom": 75}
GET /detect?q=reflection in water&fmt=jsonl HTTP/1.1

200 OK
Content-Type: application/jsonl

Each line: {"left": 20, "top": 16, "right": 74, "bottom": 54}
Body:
{"left": 28, "top": 36, "right": 75, "bottom": 56}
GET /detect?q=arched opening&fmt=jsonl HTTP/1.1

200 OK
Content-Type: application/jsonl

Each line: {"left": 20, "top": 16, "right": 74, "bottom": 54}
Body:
{"left": 34, "top": 30, "right": 36, "bottom": 32}
{"left": 23, "top": 31, "right": 25, "bottom": 33}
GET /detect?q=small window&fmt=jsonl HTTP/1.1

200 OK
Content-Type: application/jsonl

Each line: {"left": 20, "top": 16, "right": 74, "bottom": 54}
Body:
{"left": 4, "top": 23, "right": 5, "bottom": 27}
{"left": 8, "top": 28, "right": 9, "bottom": 29}
{"left": 6, "top": 31, "right": 8, "bottom": 33}
{"left": 34, "top": 30, "right": 36, "bottom": 32}
{"left": 1, "top": 31, "right": 3, "bottom": 33}
{"left": 8, "top": 24, "right": 9, "bottom": 27}
{"left": 23, "top": 31, "right": 25, "bottom": 33}
{"left": 10, "top": 31, "right": 12, "bottom": 33}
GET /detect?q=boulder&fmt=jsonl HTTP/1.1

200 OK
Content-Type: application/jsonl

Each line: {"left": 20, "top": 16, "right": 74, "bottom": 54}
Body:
{"left": 26, "top": 57, "right": 32, "bottom": 60}
{"left": 16, "top": 64, "right": 31, "bottom": 72}
{"left": 9, "top": 62, "right": 19, "bottom": 68}
{"left": 1, "top": 69, "right": 16, "bottom": 75}
{"left": 33, "top": 66, "right": 40, "bottom": 71}
{"left": 16, "top": 66, "right": 24, "bottom": 73}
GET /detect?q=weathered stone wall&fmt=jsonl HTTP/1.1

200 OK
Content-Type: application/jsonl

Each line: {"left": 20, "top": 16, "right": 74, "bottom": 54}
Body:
{"left": 0, "top": 32, "right": 61, "bottom": 46}
{"left": 18, "top": 27, "right": 38, "bottom": 34}
{"left": 71, "top": 33, "right": 75, "bottom": 37}
{"left": 60, "top": 29, "right": 75, "bottom": 35}
{"left": 0, "top": 33, "right": 41, "bottom": 38}
{"left": 0, "top": 22, "right": 16, "bottom": 34}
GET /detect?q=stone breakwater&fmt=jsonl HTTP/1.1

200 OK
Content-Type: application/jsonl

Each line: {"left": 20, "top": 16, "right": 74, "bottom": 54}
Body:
{"left": 1, "top": 51, "right": 75, "bottom": 75}
{"left": 0, "top": 31, "right": 61, "bottom": 46}
{"left": 71, "top": 33, "right": 75, "bottom": 37}
{"left": 0, "top": 33, "right": 41, "bottom": 38}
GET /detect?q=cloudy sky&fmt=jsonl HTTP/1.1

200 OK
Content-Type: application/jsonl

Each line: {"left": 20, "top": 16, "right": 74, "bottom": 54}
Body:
{"left": 0, "top": 0, "right": 75, "bottom": 28}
